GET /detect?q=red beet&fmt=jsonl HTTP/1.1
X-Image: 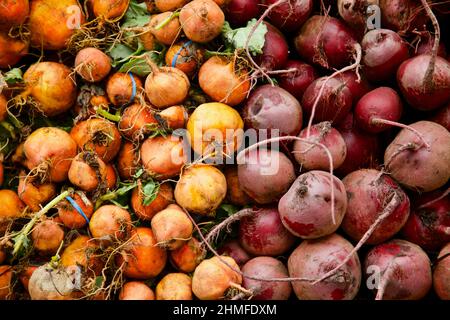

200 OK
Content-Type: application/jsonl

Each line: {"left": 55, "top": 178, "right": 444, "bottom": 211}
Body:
{"left": 257, "top": 23, "right": 289, "bottom": 71}
{"left": 263, "top": 0, "right": 313, "bottom": 32}
{"left": 415, "top": 33, "right": 447, "bottom": 58}
{"left": 427, "top": 102, "right": 450, "bottom": 131}
{"left": 336, "top": 112, "right": 380, "bottom": 176}
{"left": 227, "top": 0, "right": 260, "bottom": 27}
{"left": 238, "top": 206, "right": 296, "bottom": 256}
{"left": 397, "top": 55, "right": 450, "bottom": 111}
{"left": 242, "top": 257, "right": 292, "bottom": 300}
{"left": 342, "top": 169, "right": 411, "bottom": 245}
{"left": 277, "top": 60, "right": 317, "bottom": 101}
{"left": 433, "top": 243, "right": 450, "bottom": 300}
{"left": 301, "top": 77, "right": 353, "bottom": 125}
{"left": 379, "top": 0, "right": 428, "bottom": 35}
{"left": 338, "top": 71, "right": 371, "bottom": 104}
{"left": 401, "top": 190, "right": 450, "bottom": 251}
{"left": 294, "top": 15, "right": 358, "bottom": 70}
{"left": 217, "top": 240, "right": 252, "bottom": 266}
{"left": 337, "top": 0, "right": 379, "bottom": 36}
{"left": 362, "top": 29, "right": 410, "bottom": 83}
{"left": 354, "top": 87, "right": 403, "bottom": 133}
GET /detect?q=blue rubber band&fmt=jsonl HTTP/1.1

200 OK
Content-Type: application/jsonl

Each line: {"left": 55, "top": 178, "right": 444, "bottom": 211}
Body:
{"left": 128, "top": 73, "right": 137, "bottom": 104}
{"left": 65, "top": 196, "right": 90, "bottom": 224}
{"left": 171, "top": 40, "right": 193, "bottom": 68}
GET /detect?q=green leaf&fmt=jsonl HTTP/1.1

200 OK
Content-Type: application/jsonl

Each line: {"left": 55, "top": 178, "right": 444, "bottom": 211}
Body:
{"left": 141, "top": 180, "right": 160, "bottom": 206}
{"left": 94, "top": 276, "right": 104, "bottom": 289}
{"left": 118, "top": 51, "right": 155, "bottom": 77}
{"left": 2, "top": 68, "right": 23, "bottom": 85}
{"left": 216, "top": 203, "right": 239, "bottom": 219}
{"left": 108, "top": 44, "right": 136, "bottom": 67}
{"left": 121, "top": 0, "right": 150, "bottom": 29}
{"left": 222, "top": 19, "right": 268, "bottom": 56}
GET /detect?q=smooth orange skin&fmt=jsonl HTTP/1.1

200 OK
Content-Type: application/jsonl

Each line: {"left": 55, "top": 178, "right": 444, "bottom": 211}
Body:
{"left": 75, "top": 47, "right": 112, "bottom": 82}
{"left": 131, "top": 181, "right": 174, "bottom": 221}
{"left": 0, "top": 0, "right": 29, "bottom": 30}
{"left": 61, "top": 235, "right": 104, "bottom": 276}
{"left": 23, "top": 62, "right": 77, "bottom": 116}
{"left": 68, "top": 152, "right": 107, "bottom": 192}
{"left": 170, "top": 237, "right": 205, "bottom": 273}
{"left": 0, "top": 250, "right": 5, "bottom": 264}
{"left": 139, "top": 30, "right": 156, "bottom": 51}
{"left": 119, "top": 282, "right": 155, "bottom": 300}
{"left": 155, "top": 0, "right": 188, "bottom": 12}
{"left": 89, "top": 205, "right": 132, "bottom": 245}
{"left": 199, "top": 56, "right": 250, "bottom": 106}
{"left": 90, "top": 0, "right": 130, "bottom": 21}
{"left": 156, "top": 273, "right": 193, "bottom": 300}
{"left": 19, "top": 266, "right": 38, "bottom": 291}
{"left": 117, "top": 141, "right": 138, "bottom": 180}
{"left": 29, "top": 0, "right": 86, "bottom": 50}
{"left": 165, "top": 42, "right": 204, "bottom": 77}
{"left": 116, "top": 227, "right": 167, "bottom": 279}
{"left": 149, "top": 12, "right": 181, "bottom": 45}
{"left": 58, "top": 192, "right": 94, "bottom": 229}
{"left": 0, "top": 94, "right": 6, "bottom": 121}
{"left": 224, "top": 166, "right": 252, "bottom": 206}
{"left": 106, "top": 72, "right": 143, "bottom": 106}
{"left": 0, "top": 266, "right": 12, "bottom": 300}
{"left": 145, "top": 67, "right": 190, "bottom": 109}
{"left": 192, "top": 256, "right": 242, "bottom": 300}
{"left": 118, "top": 103, "right": 158, "bottom": 139}
{"left": 151, "top": 204, "right": 193, "bottom": 250}
{"left": 24, "top": 127, "right": 78, "bottom": 183}
{"left": 70, "top": 118, "right": 122, "bottom": 162}
{"left": 18, "top": 173, "right": 56, "bottom": 212}
{"left": 0, "top": 190, "right": 26, "bottom": 233}
{"left": 140, "top": 135, "right": 186, "bottom": 180}
{"left": 179, "top": 0, "right": 225, "bottom": 43}
{"left": 0, "top": 32, "right": 28, "bottom": 68}
{"left": 159, "top": 105, "right": 188, "bottom": 130}
{"left": 31, "top": 219, "right": 65, "bottom": 255}
{"left": 105, "top": 164, "right": 117, "bottom": 190}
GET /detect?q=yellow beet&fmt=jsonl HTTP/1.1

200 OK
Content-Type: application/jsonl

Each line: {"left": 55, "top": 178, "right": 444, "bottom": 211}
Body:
{"left": 156, "top": 273, "right": 192, "bottom": 300}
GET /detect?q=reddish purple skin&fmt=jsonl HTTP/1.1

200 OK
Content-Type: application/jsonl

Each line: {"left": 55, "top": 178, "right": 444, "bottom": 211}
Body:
{"left": 342, "top": 169, "right": 410, "bottom": 245}
{"left": 263, "top": 0, "right": 313, "bottom": 32}
{"left": 336, "top": 113, "right": 380, "bottom": 176}
{"left": 415, "top": 35, "right": 447, "bottom": 58}
{"left": 238, "top": 149, "right": 296, "bottom": 204}
{"left": 294, "top": 15, "right": 358, "bottom": 70}
{"left": 427, "top": 102, "right": 450, "bottom": 131}
{"left": 397, "top": 54, "right": 450, "bottom": 111}
{"left": 379, "top": 0, "right": 428, "bottom": 35}
{"left": 364, "top": 239, "right": 432, "bottom": 300}
{"left": 241, "top": 257, "right": 292, "bottom": 300}
{"left": 278, "top": 171, "right": 348, "bottom": 239}
{"left": 217, "top": 240, "right": 252, "bottom": 266}
{"left": 278, "top": 60, "right": 317, "bottom": 101}
{"left": 355, "top": 87, "right": 403, "bottom": 133}
{"left": 338, "top": 71, "right": 371, "bottom": 104}
{"left": 226, "top": 0, "right": 260, "bottom": 27}
{"left": 243, "top": 85, "right": 303, "bottom": 136}
{"left": 302, "top": 77, "right": 353, "bottom": 125}
{"left": 238, "top": 207, "right": 296, "bottom": 256}
{"left": 401, "top": 190, "right": 450, "bottom": 252}
{"left": 362, "top": 29, "right": 410, "bottom": 83}
{"left": 256, "top": 23, "right": 289, "bottom": 71}
{"left": 433, "top": 243, "right": 450, "bottom": 300}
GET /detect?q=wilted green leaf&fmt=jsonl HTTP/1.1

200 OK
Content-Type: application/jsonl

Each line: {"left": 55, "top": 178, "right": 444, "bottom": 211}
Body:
{"left": 121, "top": 0, "right": 150, "bottom": 29}
{"left": 3, "top": 68, "right": 23, "bottom": 84}
{"left": 222, "top": 19, "right": 268, "bottom": 56}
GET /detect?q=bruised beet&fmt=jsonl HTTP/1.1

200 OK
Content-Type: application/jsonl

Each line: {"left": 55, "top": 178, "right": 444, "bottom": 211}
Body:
{"left": 401, "top": 190, "right": 450, "bottom": 251}
{"left": 294, "top": 15, "right": 358, "bottom": 70}
{"left": 428, "top": 102, "right": 450, "bottom": 131}
{"left": 354, "top": 87, "right": 403, "bottom": 133}
{"left": 217, "top": 240, "right": 252, "bottom": 266}
{"left": 397, "top": 55, "right": 450, "bottom": 111}
{"left": 263, "top": 0, "right": 313, "bottom": 32}
{"left": 227, "top": 0, "right": 260, "bottom": 27}
{"left": 278, "top": 171, "right": 348, "bottom": 239}
{"left": 277, "top": 60, "right": 317, "bottom": 101}
{"left": 257, "top": 23, "right": 289, "bottom": 71}
{"left": 288, "top": 233, "right": 361, "bottom": 300}
{"left": 243, "top": 85, "right": 303, "bottom": 136}
{"left": 342, "top": 169, "right": 410, "bottom": 244}
{"left": 384, "top": 121, "right": 450, "bottom": 192}
{"left": 338, "top": 71, "right": 371, "bottom": 104}
{"left": 362, "top": 29, "right": 410, "bottom": 83}
{"left": 238, "top": 207, "right": 296, "bottom": 256}
{"left": 242, "top": 257, "right": 292, "bottom": 300}
{"left": 336, "top": 112, "right": 380, "bottom": 176}
{"left": 302, "top": 77, "right": 353, "bottom": 125}
{"left": 364, "top": 239, "right": 432, "bottom": 300}
{"left": 238, "top": 148, "right": 296, "bottom": 204}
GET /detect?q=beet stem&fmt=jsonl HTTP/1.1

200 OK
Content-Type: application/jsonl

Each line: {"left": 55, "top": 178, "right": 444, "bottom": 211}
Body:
{"left": 418, "top": 187, "right": 450, "bottom": 209}
{"left": 375, "top": 257, "right": 398, "bottom": 300}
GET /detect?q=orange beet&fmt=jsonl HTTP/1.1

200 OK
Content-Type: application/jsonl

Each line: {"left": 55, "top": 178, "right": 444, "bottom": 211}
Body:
{"left": 131, "top": 181, "right": 174, "bottom": 221}
{"left": 170, "top": 237, "right": 205, "bottom": 273}
{"left": 119, "top": 281, "right": 155, "bottom": 300}
{"left": 0, "top": 32, "right": 28, "bottom": 68}
{"left": 58, "top": 192, "right": 94, "bottom": 229}
{"left": 31, "top": 219, "right": 65, "bottom": 255}
{"left": 89, "top": 205, "right": 132, "bottom": 245}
